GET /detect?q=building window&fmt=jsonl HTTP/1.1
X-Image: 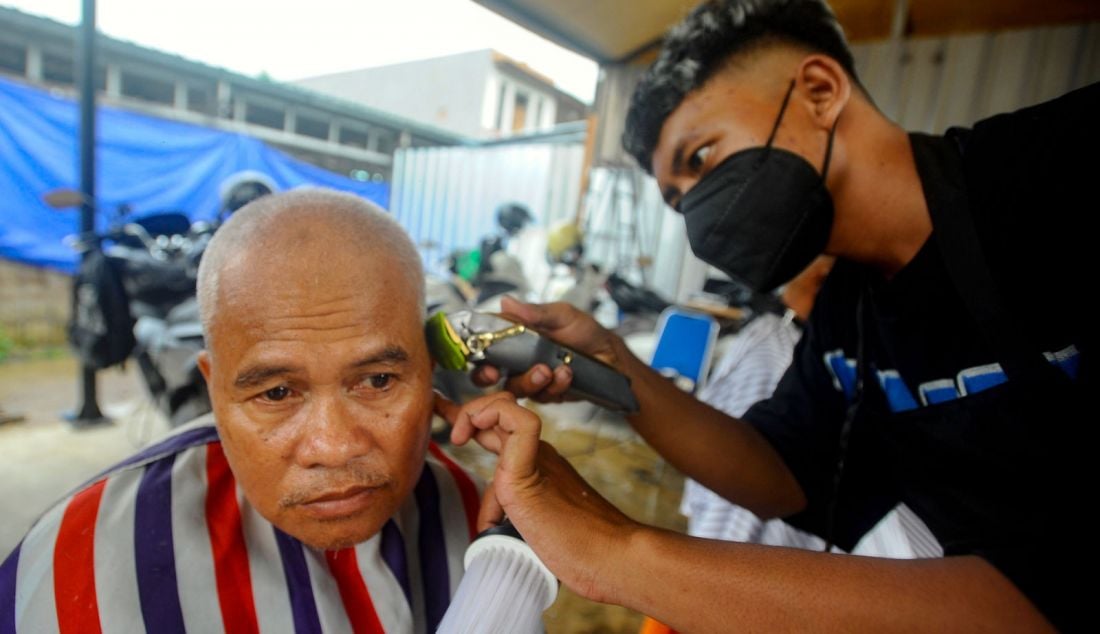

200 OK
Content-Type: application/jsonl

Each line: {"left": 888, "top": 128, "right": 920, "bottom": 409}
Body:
{"left": 494, "top": 81, "right": 507, "bottom": 131}
{"left": 533, "top": 98, "right": 544, "bottom": 131}
{"left": 245, "top": 101, "right": 285, "bottom": 130}
{"left": 42, "top": 51, "right": 74, "bottom": 85}
{"left": 121, "top": 71, "right": 174, "bottom": 105}
{"left": 0, "top": 41, "right": 26, "bottom": 76}
{"left": 339, "top": 127, "right": 368, "bottom": 149}
{"left": 512, "top": 92, "right": 529, "bottom": 133}
{"left": 187, "top": 85, "right": 214, "bottom": 115}
{"left": 562, "top": 104, "right": 586, "bottom": 123}
{"left": 295, "top": 115, "right": 329, "bottom": 140}
{"left": 374, "top": 132, "right": 396, "bottom": 155}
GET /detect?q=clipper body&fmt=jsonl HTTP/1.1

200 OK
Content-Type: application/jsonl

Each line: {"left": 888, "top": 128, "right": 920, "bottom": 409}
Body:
{"left": 427, "top": 311, "right": 639, "bottom": 414}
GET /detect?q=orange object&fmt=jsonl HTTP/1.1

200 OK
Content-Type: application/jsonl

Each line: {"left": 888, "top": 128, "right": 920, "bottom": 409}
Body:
{"left": 639, "top": 615, "right": 679, "bottom": 634}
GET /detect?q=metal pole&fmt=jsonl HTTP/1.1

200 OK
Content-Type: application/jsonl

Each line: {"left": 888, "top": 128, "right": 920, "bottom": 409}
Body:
{"left": 71, "top": 0, "right": 107, "bottom": 425}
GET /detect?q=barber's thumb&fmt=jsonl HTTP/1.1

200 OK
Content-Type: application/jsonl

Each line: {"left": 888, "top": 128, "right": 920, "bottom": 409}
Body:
{"left": 477, "top": 486, "right": 506, "bottom": 532}
{"left": 502, "top": 295, "right": 568, "bottom": 331}
{"left": 500, "top": 295, "right": 535, "bottom": 322}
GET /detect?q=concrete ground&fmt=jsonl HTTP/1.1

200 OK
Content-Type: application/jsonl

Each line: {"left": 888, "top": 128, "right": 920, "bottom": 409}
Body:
{"left": 0, "top": 354, "right": 685, "bottom": 633}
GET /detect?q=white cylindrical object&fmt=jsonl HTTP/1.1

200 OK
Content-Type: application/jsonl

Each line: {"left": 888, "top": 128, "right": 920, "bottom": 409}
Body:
{"left": 436, "top": 532, "right": 558, "bottom": 634}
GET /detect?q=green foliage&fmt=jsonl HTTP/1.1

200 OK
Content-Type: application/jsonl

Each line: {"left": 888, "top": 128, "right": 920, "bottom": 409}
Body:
{"left": 0, "top": 325, "right": 12, "bottom": 362}
{"left": 0, "top": 324, "right": 69, "bottom": 362}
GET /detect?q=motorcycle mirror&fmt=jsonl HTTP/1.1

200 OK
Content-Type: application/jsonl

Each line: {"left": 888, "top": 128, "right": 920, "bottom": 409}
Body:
{"left": 43, "top": 189, "right": 90, "bottom": 209}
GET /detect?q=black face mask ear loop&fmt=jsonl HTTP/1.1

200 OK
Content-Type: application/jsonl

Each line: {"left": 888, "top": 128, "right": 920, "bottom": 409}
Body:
{"left": 820, "top": 106, "right": 841, "bottom": 183}
{"left": 761, "top": 79, "right": 842, "bottom": 178}
{"left": 758, "top": 79, "right": 797, "bottom": 167}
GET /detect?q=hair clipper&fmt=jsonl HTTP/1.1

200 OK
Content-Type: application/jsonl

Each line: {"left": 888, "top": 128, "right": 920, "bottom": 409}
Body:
{"left": 426, "top": 310, "right": 639, "bottom": 414}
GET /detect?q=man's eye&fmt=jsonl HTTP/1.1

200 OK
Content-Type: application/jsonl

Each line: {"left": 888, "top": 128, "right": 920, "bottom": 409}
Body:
{"left": 367, "top": 374, "right": 393, "bottom": 390}
{"left": 688, "top": 145, "right": 712, "bottom": 171}
{"left": 264, "top": 386, "right": 291, "bottom": 401}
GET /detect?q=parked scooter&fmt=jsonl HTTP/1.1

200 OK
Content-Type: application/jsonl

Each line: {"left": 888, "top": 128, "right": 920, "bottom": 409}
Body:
{"left": 53, "top": 171, "right": 276, "bottom": 425}
{"left": 62, "top": 203, "right": 211, "bottom": 425}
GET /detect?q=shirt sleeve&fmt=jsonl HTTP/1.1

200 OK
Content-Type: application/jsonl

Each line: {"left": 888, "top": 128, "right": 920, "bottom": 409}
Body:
{"left": 742, "top": 282, "right": 900, "bottom": 550}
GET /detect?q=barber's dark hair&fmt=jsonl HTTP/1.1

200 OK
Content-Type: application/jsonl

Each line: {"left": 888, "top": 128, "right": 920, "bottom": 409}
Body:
{"left": 623, "top": 0, "right": 858, "bottom": 173}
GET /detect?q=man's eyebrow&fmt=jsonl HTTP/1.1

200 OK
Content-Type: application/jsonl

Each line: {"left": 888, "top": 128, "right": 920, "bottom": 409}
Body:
{"left": 349, "top": 346, "right": 410, "bottom": 369}
{"left": 234, "top": 364, "right": 300, "bottom": 390}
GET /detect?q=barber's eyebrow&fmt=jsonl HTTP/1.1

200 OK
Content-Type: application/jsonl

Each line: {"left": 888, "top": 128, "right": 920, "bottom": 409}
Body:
{"left": 349, "top": 346, "right": 409, "bottom": 369}
{"left": 234, "top": 364, "right": 300, "bottom": 390}
{"left": 671, "top": 138, "right": 689, "bottom": 174}
{"left": 660, "top": 139, "right": 691, "bottom": 209}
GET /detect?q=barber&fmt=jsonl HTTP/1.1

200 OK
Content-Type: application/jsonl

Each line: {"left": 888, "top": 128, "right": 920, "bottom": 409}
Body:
{"left": 436, "top": 0, "right": 1094, "bottom": 630}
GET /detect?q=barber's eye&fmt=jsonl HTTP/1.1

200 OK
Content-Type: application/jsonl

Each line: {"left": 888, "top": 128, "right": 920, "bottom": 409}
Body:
{"left": 264, "top": 386, "right": 291, "bottom": 401}
{"left": 688, "top": 145, "right": 712, "bottom": 171}
{"left": 368, "top": 374, "right": 393, "bottom": 390}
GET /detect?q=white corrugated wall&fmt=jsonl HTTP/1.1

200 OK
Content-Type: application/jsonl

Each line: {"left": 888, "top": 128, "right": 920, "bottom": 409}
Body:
{"left": 853, "top": 22, "right": 1100, "bottom": 133}
{"left": 390, "top": 142, "right": 584, "bottom": 273}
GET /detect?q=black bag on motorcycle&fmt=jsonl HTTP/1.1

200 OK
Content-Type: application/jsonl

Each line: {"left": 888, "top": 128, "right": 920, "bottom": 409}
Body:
{"left": 68, "top": 248, "right": 136, "bottom": 369}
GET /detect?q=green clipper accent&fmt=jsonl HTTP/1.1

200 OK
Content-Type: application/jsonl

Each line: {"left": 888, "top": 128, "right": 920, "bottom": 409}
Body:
{"left": 426, "top": 312, "right": 469, "bottom": 371}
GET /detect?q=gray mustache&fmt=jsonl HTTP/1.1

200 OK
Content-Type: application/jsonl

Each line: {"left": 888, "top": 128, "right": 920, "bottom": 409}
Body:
{"left": 279, "top": 468, "right": 393, "bottom": 507}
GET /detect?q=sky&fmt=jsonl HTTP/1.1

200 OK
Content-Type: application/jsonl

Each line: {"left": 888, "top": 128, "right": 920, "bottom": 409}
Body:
{"left": 2, "top": 0, "right": 600, "bottom": 102}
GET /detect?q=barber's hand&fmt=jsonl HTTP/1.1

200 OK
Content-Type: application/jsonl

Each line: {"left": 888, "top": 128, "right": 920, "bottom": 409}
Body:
{"left": 473, "top": 295, "right": 627, "bottom": 403}
{"left": 434, "top": 391, "right": 638, "bottom": 603}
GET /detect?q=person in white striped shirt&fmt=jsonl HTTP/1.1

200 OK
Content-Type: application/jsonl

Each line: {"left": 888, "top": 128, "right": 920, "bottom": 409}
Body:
{"left": 681, "top": 256, "right": 943, "bottom": 559}
{"left": 1, "top": 189, "right": 481, "bottom": 633}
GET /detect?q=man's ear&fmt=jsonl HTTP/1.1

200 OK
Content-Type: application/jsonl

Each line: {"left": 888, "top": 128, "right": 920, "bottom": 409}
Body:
{"left": 795, "top": 54, "right": 851, "bottom": 131}
{"left": 197, "top": 350, "right": 212, "bottom": 384}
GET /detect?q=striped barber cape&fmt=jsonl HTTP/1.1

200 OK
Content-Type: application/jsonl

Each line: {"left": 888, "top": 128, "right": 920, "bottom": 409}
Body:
{"left": 0, "top": 417, "right": 482, "bottom": 633}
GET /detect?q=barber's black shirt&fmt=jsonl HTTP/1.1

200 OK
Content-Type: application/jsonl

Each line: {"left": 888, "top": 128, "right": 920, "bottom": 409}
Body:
{"left": 743, "top": 83, "right": 1096, "bottom": 629}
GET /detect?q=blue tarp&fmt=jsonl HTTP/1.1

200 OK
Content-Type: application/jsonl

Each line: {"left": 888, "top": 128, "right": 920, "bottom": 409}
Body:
{"left": 0, "top": 75, "right": 390, "bottom": 273}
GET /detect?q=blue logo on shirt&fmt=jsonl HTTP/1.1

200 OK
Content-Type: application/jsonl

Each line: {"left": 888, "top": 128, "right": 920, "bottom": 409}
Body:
{"left": 822, "top": 345, "right": 1079, "bottom": 413}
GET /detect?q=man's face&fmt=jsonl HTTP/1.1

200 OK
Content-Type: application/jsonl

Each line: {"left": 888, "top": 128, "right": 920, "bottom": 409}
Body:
{"left": 198, "top": 247, "right": 431, "bottom": 551}
{"left": 651, "top": 63, "right": 821, "bottom": 212}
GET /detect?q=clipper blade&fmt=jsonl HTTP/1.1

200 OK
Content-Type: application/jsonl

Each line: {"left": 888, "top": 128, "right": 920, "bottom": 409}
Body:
{"left": 426, "top": 312, "right": 470, "bottom": 371}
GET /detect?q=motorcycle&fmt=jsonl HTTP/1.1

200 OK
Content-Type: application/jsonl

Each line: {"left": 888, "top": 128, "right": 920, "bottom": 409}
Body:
{"left": 54, "top": 173, "right": 275, "bottom": 426}
{"left": 63, "top": 202, "right": 214, "bottom": 425}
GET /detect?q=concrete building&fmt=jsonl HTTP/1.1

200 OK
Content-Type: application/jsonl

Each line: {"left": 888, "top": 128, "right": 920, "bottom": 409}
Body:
{"left": 296, "top": 49, "right": 588, "bottom": 140}
{"left": 0, "top": 4, "right": 463, "bottom": 344}
{"left": 0, "top": 5, "right": 462, "bottom": 182}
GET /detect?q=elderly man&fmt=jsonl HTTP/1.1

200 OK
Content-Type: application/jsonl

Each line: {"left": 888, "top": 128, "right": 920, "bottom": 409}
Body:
{"left": 1, "top": 189, "right": 480, "bottom": 632}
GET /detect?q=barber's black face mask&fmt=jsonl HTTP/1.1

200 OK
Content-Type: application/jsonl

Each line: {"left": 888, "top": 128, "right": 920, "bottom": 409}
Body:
{"left": 679, "top": 80, "right": 839, "bottom": 293}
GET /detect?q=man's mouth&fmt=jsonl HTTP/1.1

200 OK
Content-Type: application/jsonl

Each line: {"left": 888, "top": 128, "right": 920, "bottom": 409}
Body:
{"left": 298, "top": 485, "right": 385, "bottom": 520}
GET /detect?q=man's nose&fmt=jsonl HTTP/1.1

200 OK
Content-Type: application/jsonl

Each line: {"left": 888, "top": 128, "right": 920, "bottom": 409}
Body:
{"left": 296, "top": 394, "right": 373, "bottom": 469}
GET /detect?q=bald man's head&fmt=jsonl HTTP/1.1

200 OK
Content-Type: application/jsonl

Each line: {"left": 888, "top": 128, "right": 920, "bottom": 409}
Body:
{"left": 194, "top": 188, "right": 434, "bottom": 550}
{"left": 197, "top": 188, "right": 424, "bottom": 345}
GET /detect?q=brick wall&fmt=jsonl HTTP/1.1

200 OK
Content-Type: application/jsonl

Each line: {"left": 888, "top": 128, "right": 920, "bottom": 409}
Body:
{"left": 0, "top": 259, "right": 70, "bottom": 347}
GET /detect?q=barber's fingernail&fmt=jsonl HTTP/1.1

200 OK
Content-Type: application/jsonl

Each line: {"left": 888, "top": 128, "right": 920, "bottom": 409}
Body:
{"left": 532, "top": 367, "right": 551, "bottom": 386}
{"left": 557, "top": 366, "right": 573, "bottom": 381}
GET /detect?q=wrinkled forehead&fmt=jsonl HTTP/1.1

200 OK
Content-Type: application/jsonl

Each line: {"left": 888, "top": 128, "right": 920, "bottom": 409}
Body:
{"left": 209, "top": 240, "right": 422, "bottom": 342}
